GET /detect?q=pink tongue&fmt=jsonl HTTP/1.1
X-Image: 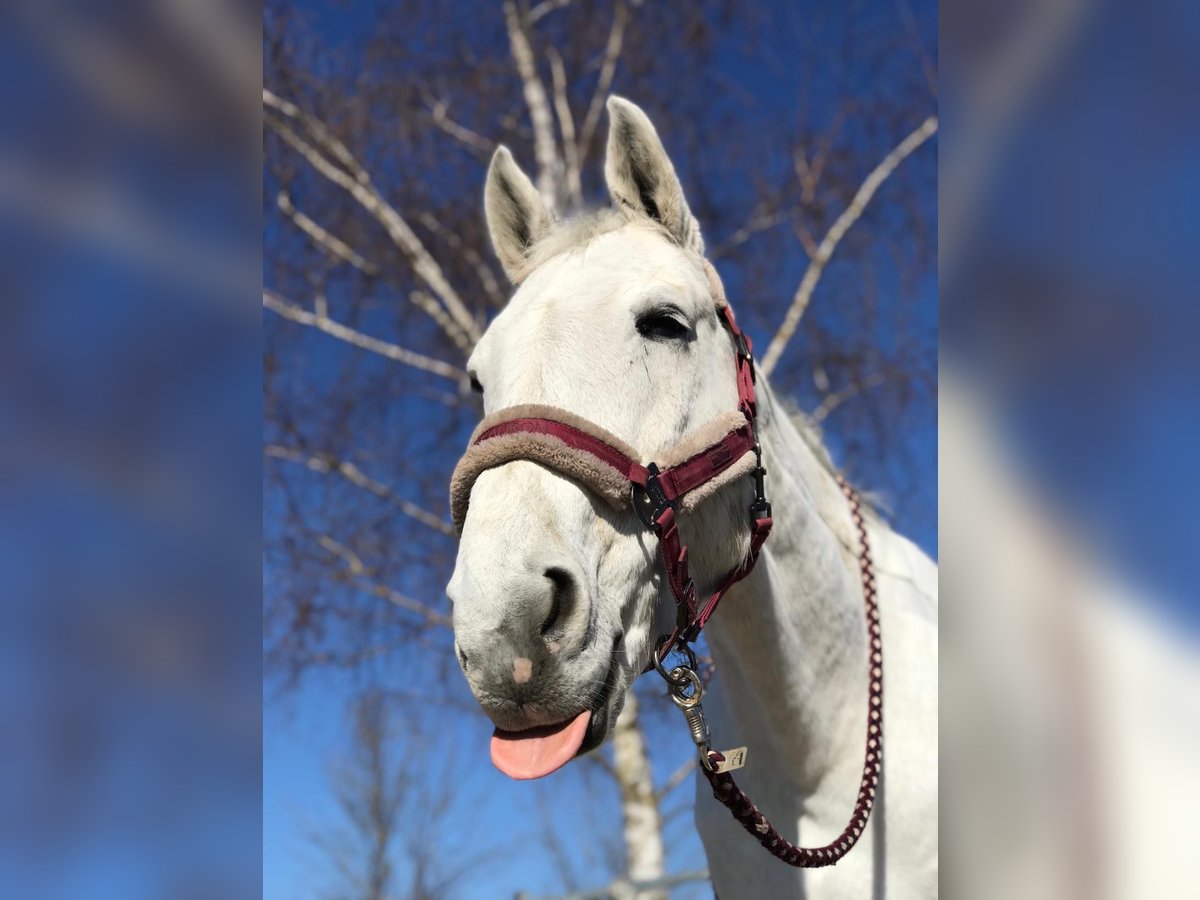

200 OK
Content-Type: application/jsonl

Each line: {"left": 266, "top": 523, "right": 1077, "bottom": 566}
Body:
{"left": 490, "top": 710, "right": 592, "bottom": 780}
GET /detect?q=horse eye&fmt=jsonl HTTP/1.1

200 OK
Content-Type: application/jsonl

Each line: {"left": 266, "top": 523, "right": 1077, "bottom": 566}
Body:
{"left": 636, "top": 310, "right": 690, "bottom": 341}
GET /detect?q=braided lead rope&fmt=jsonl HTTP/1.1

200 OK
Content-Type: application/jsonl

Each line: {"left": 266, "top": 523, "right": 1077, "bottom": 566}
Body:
{"left": 699, "top": 472, "right": 882, "bottom": 868}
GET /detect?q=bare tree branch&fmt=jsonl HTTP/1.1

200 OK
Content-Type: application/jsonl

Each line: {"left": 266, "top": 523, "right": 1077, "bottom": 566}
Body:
{"left": 655, "top": 755, "right": 696, "bottom": 802}
{"left": 408, "top": 289, "right": 476, "bottom": 356}
{"left": 318, "top": 533, "right": 369, "bottom": 577}
{"left": 415, "top": 212, "right": 506, "bottom": 310}
{"left": 502, "top": 0, "right": 563, "bottom": 210}
{"left": 577, "top": 0, "right": 628, "bottom": 163}
{"left": 315, "top": 534, "right": 454, "bottom": 629}
{"left": 710, "top": 203, "right": 796, "bottom": 259}
{"left": 277, "top": 190, "right": 380, "bottom": 276}
{"left": 793, "top": 218, "right": 821, "bottom": 259}
{"left": 547, "top": 47, "right": 583, "bottom": 209}
{"left": 266, "top": 442, "right": 457, "bottom": 536}
{"left": 760, "top": 115, "right": 938, "bottom": 376}
{"left": 793, "top": 145, "right": 825, "bottom": 204}
{"left": 263, "top": 88, "right": 362, "bottom": 178}
{"left": 528, "top": 0, "right": 572, "bottom": 25}
{"left": 312, "top": 693, "right": 492, "bottom": 899}
{"left": 362, "top": 580, "right": 454, "bottom": 630}
{"left": 264, "top": 89, "right": 482, "bottom": 345}
{"left": 794, "top": 104, "right": 847, "bottom": 203}
{"left": 427, "top": 98, "right": 495, "bottom": 156}
{"left": 264, "top": 290, "right": 465, "bottom": 383}
{"left": 807, "top": 372, "right": 890, "bottom": 426}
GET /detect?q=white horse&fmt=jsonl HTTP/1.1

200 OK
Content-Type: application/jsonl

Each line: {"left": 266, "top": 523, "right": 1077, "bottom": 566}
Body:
{"left": 448, "top": 97, "right": 938, "bottom": 899}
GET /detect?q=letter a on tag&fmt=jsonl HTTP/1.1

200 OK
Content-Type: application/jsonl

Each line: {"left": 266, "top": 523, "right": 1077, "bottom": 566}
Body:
{"left": 711, "top": 746, "right": 747, "bottom": 773}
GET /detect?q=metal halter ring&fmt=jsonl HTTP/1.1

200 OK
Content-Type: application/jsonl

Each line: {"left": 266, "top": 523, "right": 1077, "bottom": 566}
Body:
{"left": 667, "top": 666, "right": 704, "bottom": 709}
{"left": 653, "top": 638, "right": 697, "bottom": 686}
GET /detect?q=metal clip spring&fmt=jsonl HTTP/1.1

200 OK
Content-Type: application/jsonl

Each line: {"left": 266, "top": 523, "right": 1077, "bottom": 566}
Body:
{"left": 681, "top": 701, "right": 710, "bottom": 750}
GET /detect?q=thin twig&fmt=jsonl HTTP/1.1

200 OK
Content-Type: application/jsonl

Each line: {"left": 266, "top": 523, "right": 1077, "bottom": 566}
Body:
{"left": 528, "top": 0, "right": 572, "bottom": 25}
{"left": 427, "top": 98, "right": 494, "bottom": 156}
{"left": 264, "top": 89, "right": 481, "bottom": 344}
{"left": 361, "top": 579, "right": 453, "bottom": 629}
{"left": 415, "top": 212, "right": 506, "bottom": 309}
{"left": 793, "top": 219, "right": 820, "bottom": 258}
{"left": 655, "top": 755, "right": 697, "bottom": 802}
{"left": 577, "top": 0, "right": 628, "bottom": 162}
{"left": 318, "top": 534, "right": 367, "bottom": 576}
{"left": 710, "top": 203, "right": 795, "bottom": 259}
{"left": 794, "top": 111, "right": 847, "bottom": 204}
{"left": 317, "top": 535, "right": 453, "bottom": 628}
{"left": 408, "top": 289, "right": 475, "bottom": 356}
{"left": 277, "top": 191, "right": 379, "bottom": 275}
{"left": 807, "top": 372, "right": 889, "bottom": 426}
{"left": 760, "top": 115, "right": 937, "bottom": 376}
{"left": 264, "top": 290, "right": 465, "bottom": 382}
{"left": 266, "top": 443, "right": 457, "bottom": 536}
{"left": 263, "top": 89, "right": 362, "bottom": 178}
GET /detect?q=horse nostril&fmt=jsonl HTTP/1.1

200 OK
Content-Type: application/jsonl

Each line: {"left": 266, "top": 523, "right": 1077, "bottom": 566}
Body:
{"left": 541, "top": 566, "right": 575, "bottom": 636}
{"left": 457, "top": 643, "right": 470, "bottom": 670}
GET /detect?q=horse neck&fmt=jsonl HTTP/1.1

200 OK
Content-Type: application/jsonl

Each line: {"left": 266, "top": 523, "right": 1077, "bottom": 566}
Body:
{"left": 704, "top": 380, "right": 869, "bottom": 789}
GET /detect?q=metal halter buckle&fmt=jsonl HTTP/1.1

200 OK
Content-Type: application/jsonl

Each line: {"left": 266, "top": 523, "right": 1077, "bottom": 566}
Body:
{"left": 732, "top": 330, "right": 752, "bottom": 362}
{"left": 732, "top": 331, "right": 757, "bottom": 384}
{"left": 750, "top": 442, "right": 772, "bottom": 518}
{"left": 631, "top": 463, "right": 674, "bottom": 530}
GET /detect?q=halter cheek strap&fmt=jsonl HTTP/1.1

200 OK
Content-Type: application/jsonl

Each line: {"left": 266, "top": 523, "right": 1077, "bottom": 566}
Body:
{"left": 448, "top": 287, "right": 772, "bottom": 660}
{"left": 649, "top": 303, "right": 772, "bottom": 652}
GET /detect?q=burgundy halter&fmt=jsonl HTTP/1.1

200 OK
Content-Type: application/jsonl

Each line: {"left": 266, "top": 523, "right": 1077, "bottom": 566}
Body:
{"left": 464, "top": 300, "right": 771, "bottom": 663}
{"left": 450, "top": 264, "right": 881, "bottom": 869}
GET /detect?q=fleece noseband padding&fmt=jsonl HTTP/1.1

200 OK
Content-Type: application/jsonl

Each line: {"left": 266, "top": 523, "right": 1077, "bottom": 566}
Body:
{"left": 449, "top": 404, "right": 756, "bottom": 534}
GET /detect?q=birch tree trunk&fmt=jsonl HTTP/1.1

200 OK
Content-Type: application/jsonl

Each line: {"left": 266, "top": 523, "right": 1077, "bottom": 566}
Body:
{"left": 611, "top": 691, "right": 667, "bottom": 900}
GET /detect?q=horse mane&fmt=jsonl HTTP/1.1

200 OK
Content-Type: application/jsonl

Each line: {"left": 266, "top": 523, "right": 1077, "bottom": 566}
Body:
{"left": 777, "top": 392, "right": 888, "bottom": 521}
{"left": 776, "top": 398, "right": 837, "bottom": 473}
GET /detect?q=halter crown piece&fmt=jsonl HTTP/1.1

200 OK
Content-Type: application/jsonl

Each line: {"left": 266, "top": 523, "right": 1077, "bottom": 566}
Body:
{"left": 449, "top": 258, "right": 882, "bottom": 870}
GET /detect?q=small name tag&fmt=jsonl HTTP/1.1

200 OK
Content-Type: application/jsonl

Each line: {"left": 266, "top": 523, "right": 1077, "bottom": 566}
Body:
{"left": 710, "top": 746, "right": 747, "bottom": 773}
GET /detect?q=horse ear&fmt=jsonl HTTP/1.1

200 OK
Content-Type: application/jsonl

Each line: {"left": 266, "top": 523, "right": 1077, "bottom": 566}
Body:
{"left": 604, "top": 97, "right": 704, "bottom": 254}
{"left": 485, "top": 146, "right": 552, "bottom": 283}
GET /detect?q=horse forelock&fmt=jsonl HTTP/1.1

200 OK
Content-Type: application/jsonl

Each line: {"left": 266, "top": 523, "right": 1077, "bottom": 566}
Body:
{"left": 509, "top": 208, "right": 688, "bottom": 284}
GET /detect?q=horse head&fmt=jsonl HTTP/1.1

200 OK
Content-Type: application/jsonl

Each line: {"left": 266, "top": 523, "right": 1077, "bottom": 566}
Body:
{"left": 447, "top": 98, "right": 754, "bottom": 778}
